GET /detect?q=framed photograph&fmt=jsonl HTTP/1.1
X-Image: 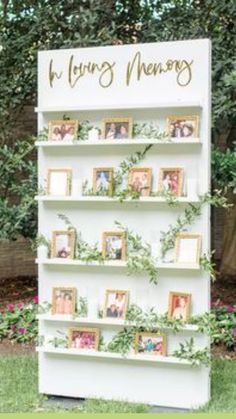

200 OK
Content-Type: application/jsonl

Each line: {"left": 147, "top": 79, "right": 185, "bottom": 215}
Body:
{"left": 102, "top": 118, "right": 133, "bottom": 140}
{"left": 175, "top": 233, "right": 202, "bottom": 264}
{"left": 135, "top": 332, "right": 167, "bottom": 356}
{"left": 167, "top": 115, "right": 199, "bottom": 139}
{"left": 47, "top": 169, "right": 72, "bottom": 196}
{"left": 52, "top": 287, "right": 76, "bottom": 315}
{"left": 48, "top": 120, "right": 79, "bottom": 141}
{"left": 51, "top": 230, "right": 76, "bottom": 259}
{"left": 103, "top": 289, "right": 129, "bottom": 319}
{"left": 68, "top": 327, "right": 99, "bottom": 350}
{"left": 158, "top": 167, "right": 184, "bottom": 196}
{"left": 102, "top": 231, "right": 126, "bottom": 261}
{"left": 128, "top": 168, "right": 152, "bottom": 197}
{"left": 93, "top": 168, "right": 114, "bottom": 196}
{"left": 168, "top": 291, "right": 192, "bottom": 322}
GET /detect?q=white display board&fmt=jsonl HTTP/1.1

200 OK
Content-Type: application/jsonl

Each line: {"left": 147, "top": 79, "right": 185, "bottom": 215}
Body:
{"left": 37, "top": 39, "right": 211, "bottom": 409}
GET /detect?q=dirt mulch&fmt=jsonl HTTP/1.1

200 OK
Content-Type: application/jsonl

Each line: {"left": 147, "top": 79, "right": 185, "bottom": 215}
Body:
{"left": 211, "top": 274, "right": 236, "bottom": 305}
{"left": 0, "top": 275, "right": 37, "bottom": 309}
{"left": 0, "top": 340, "right": 35, "bottom": 356}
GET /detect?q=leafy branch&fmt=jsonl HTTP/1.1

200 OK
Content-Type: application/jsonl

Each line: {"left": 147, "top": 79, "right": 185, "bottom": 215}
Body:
{"left": 172, "top": 338, "right": 211, "bottom": 367}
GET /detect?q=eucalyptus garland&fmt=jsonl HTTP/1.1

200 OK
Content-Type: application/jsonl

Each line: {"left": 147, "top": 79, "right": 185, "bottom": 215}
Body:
{"left": 172, "top": 338, "right": 211, "bottom": 367}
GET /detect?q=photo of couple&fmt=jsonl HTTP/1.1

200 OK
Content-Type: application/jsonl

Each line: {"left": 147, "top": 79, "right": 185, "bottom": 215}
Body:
{"left": 168, "top": 116, "right": 199, "bottom": 139}
{"left": 103, "top": 118, "right": 132, "bottom": 140}
{"left": 52, "top": 288, "right": 76, "bottom": 315}
{"left": 104, "top": 290, "right": 129, "bottom": 319}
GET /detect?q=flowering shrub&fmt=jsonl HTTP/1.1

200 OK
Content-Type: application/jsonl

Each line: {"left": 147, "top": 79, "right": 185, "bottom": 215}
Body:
{"left": 0, "top": 296, "right": 38, "bottom": 343}
{"left": 211, "top": 300, "right": 236, "bottom": 350}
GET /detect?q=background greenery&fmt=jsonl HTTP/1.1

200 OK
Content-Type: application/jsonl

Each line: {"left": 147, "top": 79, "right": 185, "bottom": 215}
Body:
{"left": 0, "top": 0, "right": 235, "bottom": 240}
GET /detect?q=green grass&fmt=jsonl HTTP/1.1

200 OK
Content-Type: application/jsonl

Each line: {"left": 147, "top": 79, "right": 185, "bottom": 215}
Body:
{"left": 0, "top": 354, "right": 235, "bottom": 413}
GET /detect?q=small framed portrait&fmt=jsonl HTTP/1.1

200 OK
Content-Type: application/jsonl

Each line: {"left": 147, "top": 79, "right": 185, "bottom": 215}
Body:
{"left": 52, "top": 287, "right": 76, "bottom": 315}
{"left": 102, "top": 231, "right": 126, "bottom": 261}
{"left": 135, "top": 332, "right": 167, "bottom": 356}
{"left": 167, "top": 116, "right": 199, "bottom": 139}
{"left": 68, "top": 327, "right": 99, "bottom": 350}
{"left": 168, "top": 291, "right": 192, "bottom": 322}
{"left": 128, "top": 168, "right": 152, "bottom": 197}
{"left": 158, "top": 167, "right": 184, "bottom": 196}
{"left": 103, "top": 289, "right": 129, "bottom": 319}
{"left": 175, "top": 233, "right": 202, "bottom": 264}
{"left": 51, "top": 230, "right": 76, "bottom": 259}
{"left": 93, "top": 168, "right": 114, "bottom": 196}
{"left": 102, "top": 118, "right": 133, "bottom": 140}
{"left": 47, "top": 169, "right": 72, "bottom": 196}
{"left": 48, "top": 120, "right": 79, "bottom": 141}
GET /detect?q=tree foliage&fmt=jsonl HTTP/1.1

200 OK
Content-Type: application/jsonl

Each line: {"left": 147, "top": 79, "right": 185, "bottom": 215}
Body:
{"left": 0, "top": 0, "right": 235, "bottom": 240}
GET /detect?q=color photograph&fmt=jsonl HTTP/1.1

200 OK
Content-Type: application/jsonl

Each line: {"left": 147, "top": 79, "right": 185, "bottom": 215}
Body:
{"left": 158, "top": 167, "right": 184, "bottom": 196}
{"left": 168, "top": 291, "right": 192, "bottom": 321}
{"left": 167, "top": 116, "right": 199, "bottom": 139}
{"left": 68, "top": 327, "right": 99, "bottom": 350}
{"left": 135, "top": 333, "right": 167, "bottom": 356}
{"left": 102, "top": 231, "right": 126, "bottom": 261}
{"left": 48, "top": 120, "right": 79, "bottom": 141}
{"left": 103, "top": 289, "right": 129, "bottom": 319}
{"left": 51, "top": 230, "right": 75, "bottom": 259}
{"left": 129, "top": 168, "right": 152, "bottom": 196}
{"left": 52, "top": 287, "right": 76, "bottom": 315}
{"left": 93, "top": 168, "right": 113, "bottom": 196}
{"left": 102, "top": 118, "right": 133, "bottom": 140}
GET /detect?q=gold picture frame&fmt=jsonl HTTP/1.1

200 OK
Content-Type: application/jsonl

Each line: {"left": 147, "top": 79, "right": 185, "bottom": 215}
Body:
{"left": 47, "top": 168, "right": 72, "bottom": 196}
{"left": 102, "top": 231, "right": 126, "bottom": 261}
{"left": 128, "top": 167, "right": 152, "bottom": 197}
{"left": 51, "top": 230, "right": 76, "bottom": 259}
{"left": 102, "top": 117, "right": 133, "bottom": 140}
{"left": 158, "top": 167, "right": 184, "bottom": 197}
{"left": 135, "top": 332, "right": 167, "bottom": 356}
{"left": 93, "top": 168, "right": 114, "bottom": 196}
{"left": 168, "top": 291, "right": 192, "bottom": 322}
{"left": 175, "top": 233, "right": 202, "bottom": 264}
{"left": 103, "top": 289, "right": 129, "bottom": 319}
{"left": 167, "top": 115, "right": 199, "bottom": 139}
{"left": 68, "top": 327, "right": 100, "bottom": 350}
{"left": 52, "top": 287, "right": 77, "bottom": 315}
{"left": 48, "top": 120, "right": 79, "bottom": 141}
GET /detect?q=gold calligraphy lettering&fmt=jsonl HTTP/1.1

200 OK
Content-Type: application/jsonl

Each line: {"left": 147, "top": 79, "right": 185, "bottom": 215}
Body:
{"left": 48, "top": 59, "right": 63, "bottom": 88}
{"left": 126, "top": 51, "right": 193, "bottom": 87}
{"left": 68, "top": 54, "right": 115, "bottom": 88}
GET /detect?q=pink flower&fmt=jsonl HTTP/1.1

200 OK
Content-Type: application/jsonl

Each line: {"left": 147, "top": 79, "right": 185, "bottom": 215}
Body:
{"left": 7, "top": 304, "right": 14, "bottom": 312}
{"left": 233, "top": 328, "right": 236, "bottom": 337}
{"left": 18, "top": 328, "right": 26, "bottom": 335}
{"left": 11, "top": 325, "right": 17, "bottom": 332}
{"left": 17, "top": 303, "right": 24, "bottom": 310}
{"left": 226, "top": 305, "right": 234, "bottom": 313}
{"left": 33, "top": 296, "right": 39, "bottom": 304}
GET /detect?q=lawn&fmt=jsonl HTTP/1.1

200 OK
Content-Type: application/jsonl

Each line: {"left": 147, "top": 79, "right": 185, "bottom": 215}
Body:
{"left": 0, "top": 354, "right": 235, "bottom": 413}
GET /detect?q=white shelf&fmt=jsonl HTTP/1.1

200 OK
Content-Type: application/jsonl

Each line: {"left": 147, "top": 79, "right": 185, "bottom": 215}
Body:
{"left": 35, "top": 195, "right": 200, "bottom": 204}
{"left": 36, "top": 258, "right": 200, "bottom": 271}
{"left": 36, "top": 346, "right": 193, "bottom": 366}
{"left": 35, "top": 138, "right": 201, "bottom": 147}
{"left": 37, "top": 314, "right": 199, "bottom": 332}
{"left": 35, "top": 101, "right": 203, "bottom": 113}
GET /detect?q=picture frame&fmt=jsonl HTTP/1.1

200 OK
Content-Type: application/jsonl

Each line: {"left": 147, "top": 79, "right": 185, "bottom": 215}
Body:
{"left": 48, "top": 120, "right": 79, "bottom": 141}
{"left": 47, "top": 168, "right": 72, "bottom": 196}
{"left": 103, "top": 289, "right": 129, "bottom": 319}
{"left": 135, "top": 332, "right": 167, "bottom": 356}
{"left": 168, "top": 291, "right": 192, "bottom": 322}
{"left": 128, "top": 167, "right": 152, "bottom": 197}
{"left": 102, "top": 118, "right": 133, "bottom": 140}
{"left": 93, "top": 168, "right": 114, "bottom": 196}
{"left": 175, "top": 233, "right": 202, "bottom": 264}
{"left": 167, "top": 115, "right": 199, "bottom": 139}
{"left": 158, "top": 167, "right": 184, "bottom": 196}
{"left": 52, "top": 287, "right": 77, "bottom": 315}
{"left": 102, "top": 231, "right": 126, "bottom": 261}
{"left": 68, "top": 327, "right": 100, "bottom": 350}
{"left": 51, "top": 230, "right": 76, "bottom": 259}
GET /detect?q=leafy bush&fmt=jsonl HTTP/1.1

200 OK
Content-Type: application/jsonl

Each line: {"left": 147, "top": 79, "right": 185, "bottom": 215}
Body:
{"left": 212, "top": 148, "right": 236, "bottom": 190}
{"left": 0, "top": 137, "right": 37, "bottom": 240}
{"left": 211, "top": 300, "right": 236, "bottom": 350}
{"left": 0, "top": 297, "right": 38, "bottom": 343}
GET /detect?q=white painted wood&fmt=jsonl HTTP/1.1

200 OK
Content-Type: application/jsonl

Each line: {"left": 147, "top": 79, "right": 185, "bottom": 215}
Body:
{"left": 37, "top": 39, "right": 211, "bottom": 408}
{"left": 35, "top": 195, "right": 200, "bottom": 203}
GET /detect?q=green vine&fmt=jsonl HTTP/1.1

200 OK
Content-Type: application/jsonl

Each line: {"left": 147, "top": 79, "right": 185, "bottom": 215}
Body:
{"left": 73, "top": 297, "right": 88, "bottom": 318}
{"left": 115, "top": 221, "right": 159, "bottom": 284}
{"left": 133, "top": 123, "right": 170, "bottom": 141}
{"left": 172, "top": 338, "right": 211, "bottom": 367}
{"left": 31, "top": 234, "right": 51, "bottom": 256}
